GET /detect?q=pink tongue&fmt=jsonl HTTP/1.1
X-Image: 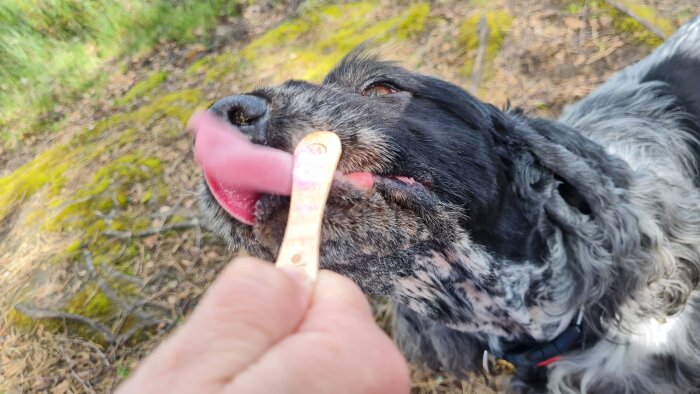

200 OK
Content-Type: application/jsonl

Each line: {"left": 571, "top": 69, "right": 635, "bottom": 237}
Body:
{"left": 190, "top": 112, "right": 293, "bottom": 224}
{"left": 189, "top": 111, "right": 374, "bottom": 225}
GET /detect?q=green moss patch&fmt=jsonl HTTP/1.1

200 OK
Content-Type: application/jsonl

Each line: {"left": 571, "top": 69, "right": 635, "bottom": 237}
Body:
{"left": 0, "top": 145, "right": 73, "bottom": 223}
{"left": 607, "top": 0, "right": 674, "bottom": 46}
{"left": 66, "top": 286, "right": 116, "bottom": 318}
{"left": 568, "top": 0, "right": 675, "bottom": 47}
{"left": 459, "top": 10, "right": 513, "bottom": 79}
{"left": 190, "top": 2, "right": 431, "bottom": 84}
{"left": 116, "top": 71, "right": 169, "bottom": 106}
{"left": 2, "top": 84, "right": 200, "bottom": 230}
{"left": 45, "top": 153, "right": 162, "bottom": 232}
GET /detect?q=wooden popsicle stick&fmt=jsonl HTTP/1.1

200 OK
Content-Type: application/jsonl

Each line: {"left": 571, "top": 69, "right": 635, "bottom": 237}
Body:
{"left": 275, "top": 131, "right": 342, "bottom": 284}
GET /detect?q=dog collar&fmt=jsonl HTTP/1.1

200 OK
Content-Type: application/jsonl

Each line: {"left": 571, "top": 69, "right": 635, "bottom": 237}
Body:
{"left": 482, "top": 309, "right": 585, "bottom": 375}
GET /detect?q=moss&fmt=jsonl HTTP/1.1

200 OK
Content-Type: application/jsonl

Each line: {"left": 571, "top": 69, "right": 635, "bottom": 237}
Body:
{"left": 0, "top": 145, "right": 73, "bottom": 222}
{"left": 459, "top": 10, "right": 513, "bottom": 79}
{"left": 608, "top": 0, "right": 674, "bottom": 46}
{"left": 66, "top": 286, "right": 115, "bottom": 318}
{"left": 7, "top": 285, "right": 116, "bottom": 341}
{"left": 155, "top": 184, "right": 170, "bottom": 204}
{"left": 244, "top": 12, "right": 324, "bottom": 52}
{"left": 6, "top": 308, "right": 40, "bottom": 331}
{"left": 131, "top": 89, "right": 203, "bottom": 126}
{"left": 568, "top": 0, "right": 674, "bottom": 47}
{"left": 45, "top": 153, "right": 162, "bottom": 232}
{"left": 72, "top": 88, "right": 201, "bottom": 146}
{"left": 116, "top": 364, "right": 131, "bottom": 379}
{"left": 110, "top": 214, "right": 150, "bottom": 233}
{"left": 197, "top": 2, "right": 430, "bottom": 83}
{"left": 186, "top": 56, "right": 213, "bottom": 75}
{"left": 276, "top": 2, "right": 430, "bottom": 82}
{"left": 566, "top": 2, "right": 586, "bottom": 15}
{"left": 64, "top": 240, "right": 83, "bottom": 254}
{"left": 117, "top": 128, "right": 139, "bottom": 147}
{"left": 3, "top": 42, "right": 197, "bottom": 230}
{"left": 116, "top": 71, "right": 169, "bottom": 106}
{"left": 141, "top": 190, "right": 155, "bottom": 204}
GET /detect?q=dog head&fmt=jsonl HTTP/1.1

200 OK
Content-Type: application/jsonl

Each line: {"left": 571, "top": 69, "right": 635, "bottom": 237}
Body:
{"left": 197, "top": 50, "right": 575, "bottom": 337}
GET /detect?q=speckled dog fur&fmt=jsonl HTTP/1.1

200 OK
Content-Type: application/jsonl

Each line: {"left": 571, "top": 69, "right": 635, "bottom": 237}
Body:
{"left": 199, "top": 16, "right": 700, "bottom": 393}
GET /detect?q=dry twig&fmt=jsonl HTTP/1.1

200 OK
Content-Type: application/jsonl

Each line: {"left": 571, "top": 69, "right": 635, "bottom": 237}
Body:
{"left": 82, "top": 250, "right": 149, "bottom": 320}
{"left": 114, "top": 319, "right": 172, "bottom": 346}
{"left": 13, "top": 304, "right": 115, "bottom": 343}
{"left": 56, "top": 335, "right": 111, "bottom": 371}
{"left": 471, "top": 16, "right": 490, "bottom": 92}
{"left": 604, "top": 0, "right": 668, "bottom": 39}
{"left": 102, "top": 219, "right": 200, "bottom": 240}
{"left": 59, "top": 343, "right": 98, "bottom": 394}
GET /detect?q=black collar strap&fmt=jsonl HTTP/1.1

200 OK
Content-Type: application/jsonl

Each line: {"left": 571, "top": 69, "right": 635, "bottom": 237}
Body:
{"left": 483, "top": 309, "right": 585, "bottom": 375}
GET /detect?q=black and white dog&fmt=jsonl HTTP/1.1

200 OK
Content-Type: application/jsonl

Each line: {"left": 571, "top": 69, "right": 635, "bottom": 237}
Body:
{"left": 198, "top": 15, "right": 700, "bottom": 393}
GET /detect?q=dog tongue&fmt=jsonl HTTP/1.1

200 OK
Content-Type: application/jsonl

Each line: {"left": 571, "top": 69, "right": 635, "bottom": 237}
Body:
{"left": 190, "top": 112, "right": 293, "bottom": 224}
{"left": 189, "top": 111, "right": 375, "bottom": 225}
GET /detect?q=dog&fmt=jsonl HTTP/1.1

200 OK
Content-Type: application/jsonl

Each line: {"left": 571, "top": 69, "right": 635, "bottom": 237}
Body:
{"left": 197, "top": 15, "right": 700, "bottom": 393}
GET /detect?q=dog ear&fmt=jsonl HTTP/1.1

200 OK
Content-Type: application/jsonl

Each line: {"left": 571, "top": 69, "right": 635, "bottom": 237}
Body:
{"left": 502, "top": 116, "right": 631, "bottom": 219}
{"left": 553, "top": 174, "right": 591, "bottom": 215}
{"left": 500, "top": 114, "right": 657, "bottom": 333}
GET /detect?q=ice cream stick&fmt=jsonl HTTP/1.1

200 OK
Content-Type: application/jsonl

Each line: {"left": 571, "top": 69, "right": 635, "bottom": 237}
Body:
{"left": 275, "top": 132, "right": 342, "bottom": 284}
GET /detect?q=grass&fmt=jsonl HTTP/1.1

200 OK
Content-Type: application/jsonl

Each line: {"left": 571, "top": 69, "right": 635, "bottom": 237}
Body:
{"left": 0, "top": 0, "right": 242, "bottom": 145}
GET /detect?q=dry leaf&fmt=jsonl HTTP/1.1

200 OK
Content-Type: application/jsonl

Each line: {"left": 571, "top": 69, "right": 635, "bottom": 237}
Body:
{"left": 51, "top": 379, "right": 70, "bottom": 394}
{"left": 184, "top": 44, "right": 207, "bottom": 63}
{"left": 144, "top": 235, "right": 159, "bottom": 249}
{"left": 2, "top": 358, "right": 26, "bottom": 378}
{"left": 599, "top": 15, "right": 613, "bottom": 28}
{"left": 564, "top": 17, "right": 584, "bottom": 30}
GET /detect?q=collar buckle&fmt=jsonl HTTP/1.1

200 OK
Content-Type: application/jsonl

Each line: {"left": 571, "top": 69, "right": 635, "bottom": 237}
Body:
{"left": 482, "top": 350, "right": 518, "bottom": 376}
{"left": 489, "top": 308, "right": 586, "bottom": 372}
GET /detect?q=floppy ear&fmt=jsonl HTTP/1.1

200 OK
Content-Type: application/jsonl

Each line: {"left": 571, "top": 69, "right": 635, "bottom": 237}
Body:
{"left": 492, "top": 114, "right": 632, "bottom": 220}
{"left": 524, "top": 117, "right": 631, "bottom": 190}
{"left": 494, "top": 113, "right": 659, "bottom": 332}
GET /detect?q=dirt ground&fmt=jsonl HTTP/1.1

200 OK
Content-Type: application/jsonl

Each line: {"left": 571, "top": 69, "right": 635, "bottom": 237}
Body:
{"left": 1, "top": 1, "right": 698, "bottom": 393}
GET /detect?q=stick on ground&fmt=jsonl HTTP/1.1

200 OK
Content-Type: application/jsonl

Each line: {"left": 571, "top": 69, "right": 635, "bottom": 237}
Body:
{"left": 604, "top": 0, "right": 668, "bottom": 39}
{"left": 13, "top": 304, "right": 116, "bottom": 343}
{"left": 471, "top": 15, "right": 490, "bottom": 93}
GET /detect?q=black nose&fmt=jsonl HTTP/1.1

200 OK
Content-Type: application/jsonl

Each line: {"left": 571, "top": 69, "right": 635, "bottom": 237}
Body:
{"left": 209, "top": 95, "right": 269, "bottom": 144}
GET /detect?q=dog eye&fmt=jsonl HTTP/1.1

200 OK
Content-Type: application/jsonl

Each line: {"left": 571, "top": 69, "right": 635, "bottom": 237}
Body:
{"left": 362, "top": 83, "right": 398, "bottom": 97}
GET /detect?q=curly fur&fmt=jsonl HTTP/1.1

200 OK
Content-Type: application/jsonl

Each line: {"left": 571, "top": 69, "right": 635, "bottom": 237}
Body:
{"left": 198, "top": 15, "right": 700, "bottom": 393}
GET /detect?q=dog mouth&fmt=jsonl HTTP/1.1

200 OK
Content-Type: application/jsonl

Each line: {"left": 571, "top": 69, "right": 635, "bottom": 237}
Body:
{"left": 205, "top": 168, "right": 419, "bottom": 225}
{"left": 192, "top": 111, "right": 425, "bottom": 226}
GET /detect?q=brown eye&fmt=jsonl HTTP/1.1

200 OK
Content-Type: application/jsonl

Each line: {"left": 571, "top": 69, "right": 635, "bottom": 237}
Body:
{"left": 362, "top": 83, "right": 398, "bottom": 97}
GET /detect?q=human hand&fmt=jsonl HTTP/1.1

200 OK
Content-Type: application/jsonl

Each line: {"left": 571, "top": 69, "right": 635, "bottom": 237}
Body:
{"left": 116, "top": 257, "right": 410, "bottom": 393}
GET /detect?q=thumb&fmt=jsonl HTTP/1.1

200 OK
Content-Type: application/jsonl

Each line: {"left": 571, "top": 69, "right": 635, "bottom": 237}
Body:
{"left": 124, "top": 256, "right": 312, "bottom": 388}
{"left": 184, "top": 257, "right": 311, "bottom": 378}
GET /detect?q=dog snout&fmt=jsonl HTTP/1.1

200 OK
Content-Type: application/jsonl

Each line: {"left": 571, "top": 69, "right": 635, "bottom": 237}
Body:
{"left": 209, "top": 95, "right": 270, "bottom": 144}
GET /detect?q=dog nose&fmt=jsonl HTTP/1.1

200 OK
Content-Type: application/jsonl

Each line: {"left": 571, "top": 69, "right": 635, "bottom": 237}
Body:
{"left": 209, "top": 95, "right": 269, "bottom": 144}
